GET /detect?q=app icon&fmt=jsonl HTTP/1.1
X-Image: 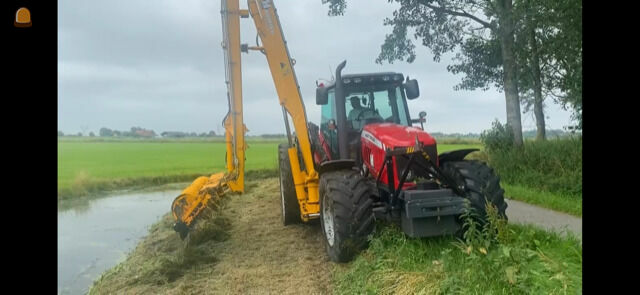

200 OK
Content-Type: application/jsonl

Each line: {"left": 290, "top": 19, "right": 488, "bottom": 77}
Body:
{"left": 15, "top": 7, "right": 32, "bottom": 28}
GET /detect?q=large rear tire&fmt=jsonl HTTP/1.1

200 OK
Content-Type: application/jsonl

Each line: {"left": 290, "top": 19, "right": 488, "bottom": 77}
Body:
{"left": 441, "top": 160, "right": 508, "bottom": 220}
{"left": 319, "top": 169, "right": 376, "bottom": 262}
{"left": 278, "top": 143, "right": 301, "bottom": 225}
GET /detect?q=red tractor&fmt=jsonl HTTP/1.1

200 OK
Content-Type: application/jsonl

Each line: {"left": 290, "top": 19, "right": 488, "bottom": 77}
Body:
{"left": 173, "top": 0, "right": 507, "bottom": 264}
{"left": 294, "top": 60, "right": 508, "bottom": 262}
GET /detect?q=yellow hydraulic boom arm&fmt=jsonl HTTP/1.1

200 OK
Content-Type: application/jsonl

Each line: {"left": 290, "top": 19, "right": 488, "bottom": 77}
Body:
{"left": 245, "top": 0, "right": 319, "bottom": 220}
{"left": 221, "top": 0, "right": 247, "bottom": 193}
{"left": 171, "top": 0, "right": 319, "bottom": 238}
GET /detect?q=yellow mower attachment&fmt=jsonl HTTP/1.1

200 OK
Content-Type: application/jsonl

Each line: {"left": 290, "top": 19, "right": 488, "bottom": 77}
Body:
{"left": 171, "top": 0, "right": 249, "bottom": 240}
{"left": 171, "top": 172, "right": 234, "bottom": 239}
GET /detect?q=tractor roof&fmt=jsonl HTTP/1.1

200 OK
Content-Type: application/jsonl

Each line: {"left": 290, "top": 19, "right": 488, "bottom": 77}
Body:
{"left": 342, "top": 72, "right": 403, "bottom": 79}
{"left": 317, "top": 72, "right": 406, "bottom": 89}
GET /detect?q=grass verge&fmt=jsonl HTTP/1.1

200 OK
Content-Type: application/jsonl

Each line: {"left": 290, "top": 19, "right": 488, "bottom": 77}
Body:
{"left": 333, "top": 222, "right": 582, "bottom": 294}
{"left": 503, "top": 183, "right": 582, "bottom": 217}
{"left": 58, "top": 169, "right": 277, "bottom": 200}
{"left": 89, "top": 199, "right": 232, "bottom": 294}
{"left": 89, "top": 178, "right": 333, "bottom": 294}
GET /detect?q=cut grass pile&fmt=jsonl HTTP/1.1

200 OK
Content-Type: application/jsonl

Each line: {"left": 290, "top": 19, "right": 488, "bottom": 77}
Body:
{"left": 89, "top": 205, "right": 232, "bottom": 294}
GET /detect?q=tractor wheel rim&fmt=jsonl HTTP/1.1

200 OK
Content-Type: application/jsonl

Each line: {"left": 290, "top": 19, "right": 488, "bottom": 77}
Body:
{"left": 322, "top": 194, "right": 335, "bottom": 247}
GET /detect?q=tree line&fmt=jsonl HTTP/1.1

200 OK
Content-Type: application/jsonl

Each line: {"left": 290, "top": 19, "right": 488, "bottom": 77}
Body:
{"left": 57, "top": 127, "right": 217, "bottom": 138}
{"left": 322, "top": 0, "right": 582, "bottom": 146}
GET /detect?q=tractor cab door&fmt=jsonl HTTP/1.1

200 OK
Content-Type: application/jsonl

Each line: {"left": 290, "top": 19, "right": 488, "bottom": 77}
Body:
{"left": 320, "top": 88, "right": 362, "bottom": 161}
{"left": 320, "top": 89, "right": 340, "bottom": 160}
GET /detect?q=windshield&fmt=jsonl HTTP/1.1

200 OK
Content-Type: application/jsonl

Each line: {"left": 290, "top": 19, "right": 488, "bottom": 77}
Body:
{"left": 344, "top": 84, "right": 410, "bottom": 130}
{"left": 320, "top": 83, "right": 412, "bottom": 159}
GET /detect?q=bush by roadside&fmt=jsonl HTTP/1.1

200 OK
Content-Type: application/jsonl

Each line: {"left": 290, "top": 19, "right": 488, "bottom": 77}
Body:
{"left": 480, "top": 120, "right": 582, "bottom": 197}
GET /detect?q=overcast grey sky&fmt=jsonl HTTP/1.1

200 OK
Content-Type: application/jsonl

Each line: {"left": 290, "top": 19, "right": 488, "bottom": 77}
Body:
{"left": 58, "top": 0, "right": 574, "bottom": 135}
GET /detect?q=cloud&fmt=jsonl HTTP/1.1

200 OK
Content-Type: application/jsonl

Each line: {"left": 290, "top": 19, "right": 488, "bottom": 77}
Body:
{"left": 58, "top": 0, "right": 573, "bottom": 134}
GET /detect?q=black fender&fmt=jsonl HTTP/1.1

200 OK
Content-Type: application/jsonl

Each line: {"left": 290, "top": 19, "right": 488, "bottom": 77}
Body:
{"left": 317, "top": 159, "right": 355, "bottom": 174}
{"left": 438, "top": 149, "right": 479, "bottom": 165}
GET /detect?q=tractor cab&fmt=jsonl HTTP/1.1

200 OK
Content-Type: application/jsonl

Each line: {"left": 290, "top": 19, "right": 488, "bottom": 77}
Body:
{"left": 316, "top": 69, "right": 420, "bottom": 164}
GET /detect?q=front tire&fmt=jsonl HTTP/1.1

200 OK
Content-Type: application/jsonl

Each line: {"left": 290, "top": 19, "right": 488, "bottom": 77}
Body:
{"left": 278, "top": 143, "right": 301, "bottom": 225}
{"left": 441, "top": 160, "right": 508, "bottom": 220}
{"left": 319, "top": 169, "right": 376, "bottom": 262}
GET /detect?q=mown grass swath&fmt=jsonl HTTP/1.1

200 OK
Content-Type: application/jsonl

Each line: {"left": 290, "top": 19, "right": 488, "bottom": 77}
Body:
{"left": 89, "top": 201, "right": 232, "bottom": 294}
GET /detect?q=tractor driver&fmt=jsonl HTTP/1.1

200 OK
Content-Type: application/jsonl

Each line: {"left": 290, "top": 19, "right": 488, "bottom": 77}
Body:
{"left": 347, "top": 96, "right": 383, "bottom": 130}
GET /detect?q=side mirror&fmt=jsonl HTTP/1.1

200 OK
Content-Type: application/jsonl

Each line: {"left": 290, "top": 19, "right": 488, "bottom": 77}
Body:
{"left": 404, "top": 78, "right": 420, "bottom": 100}
{"left": 316, "top": 86, "right": 328, "bottom": 105}
{"left": 411, "top": 111, "right": 427, "bottom": 130}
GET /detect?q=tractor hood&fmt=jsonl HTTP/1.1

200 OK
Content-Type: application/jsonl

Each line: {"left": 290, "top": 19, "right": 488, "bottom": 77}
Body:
{"left": 362, "top": 123, "right": 436, "bottom": 149}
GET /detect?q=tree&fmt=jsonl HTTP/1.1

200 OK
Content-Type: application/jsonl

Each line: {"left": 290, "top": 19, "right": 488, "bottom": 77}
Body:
{"left": 58, "top": 131, "right": 64, "bottom": 136}
{"left": 89, "top": 132, "right": 95, "bottom": 137}
{"left": 77, "top": 132, "right": 82, "bottom": 137}
{"left": 535, "top": 0, "right": 582, "bottom": 130}
{"left": 323, "top": 0, "right": 526, "bottom": 146}
{"left": 80, "top": 125, "right": 89, "bottom": 137}
{"left": 99, "top": 127, "right": 113, "bottom": 137}
{"left": 447, "top": 0, "right": 548, "bottom": 141}
{"left": 441, "top": 0, "right": 581, "bottom": 139}
{"left": 518, "top": 0, "right": 547, "bottom": 141}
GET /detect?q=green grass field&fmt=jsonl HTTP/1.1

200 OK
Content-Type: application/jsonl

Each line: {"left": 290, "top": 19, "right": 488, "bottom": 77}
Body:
{"left": 57, "top": 138, "right": 481, "bottom": 198}
{"left": 59, "top": 138, "right": 581, "bottom": 217}
{"left": 58, "top": 141, "right": 278, "bottom": 189}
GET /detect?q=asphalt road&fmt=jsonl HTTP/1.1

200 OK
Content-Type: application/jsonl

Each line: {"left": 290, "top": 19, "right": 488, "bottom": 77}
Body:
{"left": 506, "top": 199, "right": 582, "bottom": 239}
